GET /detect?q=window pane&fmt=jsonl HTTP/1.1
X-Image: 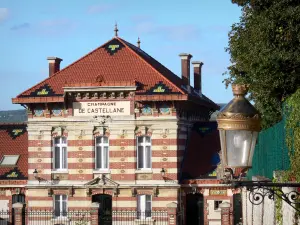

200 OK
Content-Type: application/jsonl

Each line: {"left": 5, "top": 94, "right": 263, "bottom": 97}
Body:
{"left": 103, "top": 137, "right": 108, "bottom": 144}
{"left": 103, "top": 146, "right": 108, "bottom": 168}
{"left": 62, "top": 195, "right": 67, "bottom": 216}
{"left": 138, "top": 146, "right": 144, "bottom": 168}
{"left": 96, "top": 146, "right": 102, "bottom": 169}
{"left": 61, "top": 137, "right": 67, "bottom": 144}
{"left": 55, "top": 147, "right": 60, "bottom": 169}
{"left": 12, "top": 194, "right": 25, "bottom": 204}
{"left": 54, "top": 196, "right": 60, "bottom": 217}
{"left": 54, "top": 138, "right": 60, "bottom": 145}
{"left": 146, "top": 146, "right": 151, "bottom": 168}
{"left": 137, "top": 136, "right": 143, "bottom": 144}
{"left": 145, "top": 195, "right": 151, "bottom": 217}
{"left": 138, "top": 195, "right": 145, "bottom": 212}
{"left": 96, "top": 137, "right": 101, "bottom": 145}
{"left": 145, "top": 136, "right": 151, "bottom": 143}
{"left": 62, "top": 147, "right": 67, "bottom": 169}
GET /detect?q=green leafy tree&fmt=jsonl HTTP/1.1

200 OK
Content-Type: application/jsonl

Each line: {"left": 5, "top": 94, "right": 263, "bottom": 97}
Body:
{"left": 225, "top": 0, "right": 300, "bottom": 128}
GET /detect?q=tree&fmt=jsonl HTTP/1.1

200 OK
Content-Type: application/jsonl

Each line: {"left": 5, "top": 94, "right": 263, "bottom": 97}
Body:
{"left": 225, "top": 0, "right": 300, "bottom": 128}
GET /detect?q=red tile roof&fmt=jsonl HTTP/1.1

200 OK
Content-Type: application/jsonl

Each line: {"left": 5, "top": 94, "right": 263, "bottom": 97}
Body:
{"left": 13, "top": 37, "right": 219, "bottom": 109}
{"left": 16, "top": 37, "right": 185, "bottom": 98}
{"left": 0, "top": 124, "right": 28, "bottom": 179}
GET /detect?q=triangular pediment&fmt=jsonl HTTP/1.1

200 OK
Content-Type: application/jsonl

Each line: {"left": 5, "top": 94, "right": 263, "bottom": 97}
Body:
{"left": 85, "top": 175, "right": 119, "bottom": 187}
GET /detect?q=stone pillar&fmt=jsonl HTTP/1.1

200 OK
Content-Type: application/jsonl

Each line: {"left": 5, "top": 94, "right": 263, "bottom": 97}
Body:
{"left": 282, "top": 187, "right": 299, "bottom": 225}
{"left": 219, "top": 202, "right": 231, "bottom": 225}
{"left": 167, "top": 202, "right": 178, "bottom": 225}
{"left": 12, "top": 203, "right": 24, "bottom": 225}
{"left": 91, "top": 202, "right": 99, "bottom": 225}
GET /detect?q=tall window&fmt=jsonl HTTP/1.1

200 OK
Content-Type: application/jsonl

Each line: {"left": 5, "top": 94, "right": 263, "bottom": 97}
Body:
{"left": 53, "top": 137, "right": 67, "bottom": 170}
{"left": 95, "top": 136, "right": 109, "bottom": 169}
{"left": 137, "top": 136, "right": 151, "bottom": 169}
{"left": 54, "top": 195, "right": 67, "bottom": 217}
{"left": 137, "top": 195, "right": 152, "bottom": 218}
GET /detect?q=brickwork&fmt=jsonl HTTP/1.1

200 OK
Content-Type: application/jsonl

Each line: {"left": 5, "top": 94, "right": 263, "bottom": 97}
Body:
{"left": 25, "top": 111, "right": 184, "bottom": 212}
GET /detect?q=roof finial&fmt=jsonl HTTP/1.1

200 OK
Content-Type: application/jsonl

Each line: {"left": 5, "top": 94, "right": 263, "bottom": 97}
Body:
{"left": 114, "top": 23, "right": 119, "bottom": 37}
{"left": 137, "top": 37, "right": 141, "bottom": 48}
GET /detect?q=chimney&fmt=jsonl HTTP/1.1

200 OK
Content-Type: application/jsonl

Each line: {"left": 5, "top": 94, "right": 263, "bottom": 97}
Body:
{"left": 179, "top": 53, "right": 193, "bottom": 89}
{"left": 47, "top": 57, "right": 63, "bottom": 77}
{"left": 192, "top": 61, "right": 204, "bottom": 94}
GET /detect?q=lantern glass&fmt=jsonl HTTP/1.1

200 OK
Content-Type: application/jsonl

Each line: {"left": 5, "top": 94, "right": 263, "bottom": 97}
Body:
{"left": 220, "top": 130, "right": 258, "bottom": 168}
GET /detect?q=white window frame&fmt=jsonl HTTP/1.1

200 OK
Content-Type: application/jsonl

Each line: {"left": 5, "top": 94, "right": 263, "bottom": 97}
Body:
{"left": 137, "top": 194, "right": 152, "bottom": 219}
{"left": 53, "top": 137, "right": 67, "bottom": 170}
{"left": 54, "top": 194, "right": 67, "bottom": 217}
{"left": 137, "top": 136, "right": 152, "bottom": 170}
{"left": 0, "top": 155, "right": 20, "bottom": 166}
{"left": 95, "top": 136, "right": 109, "bottom": 170}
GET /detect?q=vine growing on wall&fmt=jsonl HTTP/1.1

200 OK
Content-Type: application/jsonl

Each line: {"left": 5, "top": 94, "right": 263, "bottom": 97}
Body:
{"left": 284, "top": 88, "right": 300, "bottom": 182}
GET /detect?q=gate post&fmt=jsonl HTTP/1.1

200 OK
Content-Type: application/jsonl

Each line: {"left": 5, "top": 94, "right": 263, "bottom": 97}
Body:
{"left": 219, "top": 202, "right": 231, "bottom": 225}
{"left": 167, "top": 202, "right": 178, "bottom": 225}
{"left": 91, "top": 202, "right": 100, "bottom": 225}
{"left": 12, "top": 203, "right": 24, "bottom": 225}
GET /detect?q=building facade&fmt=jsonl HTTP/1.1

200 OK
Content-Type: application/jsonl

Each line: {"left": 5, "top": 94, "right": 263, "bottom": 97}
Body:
{"left": 0, "top": 32, "right": 242, "bottom": 225}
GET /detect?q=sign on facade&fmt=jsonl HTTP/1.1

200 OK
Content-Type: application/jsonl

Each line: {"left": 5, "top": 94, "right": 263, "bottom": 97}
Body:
{"left": 73, "top": 101, "right": 131, "bottom": 116}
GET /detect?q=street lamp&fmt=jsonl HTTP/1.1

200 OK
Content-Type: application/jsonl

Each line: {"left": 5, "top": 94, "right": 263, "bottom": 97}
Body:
{"left": 216, "top": 84, "right": 300, "bottom": 213}
{"left": 217, "top": 84, "right": 261, "bottom": 168}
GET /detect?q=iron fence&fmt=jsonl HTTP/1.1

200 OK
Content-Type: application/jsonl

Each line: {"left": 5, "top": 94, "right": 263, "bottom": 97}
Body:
{"left": 22, "top": 210, "right": 169, "bottom": 225}
{"left": 111, "top": 211, "right": 168, "bottom": 225}
{"left": 25, "top": 210, "right": 91, "bottom": 225}
{"left": 0, "top": 210, "right": 12, "bottom": 225}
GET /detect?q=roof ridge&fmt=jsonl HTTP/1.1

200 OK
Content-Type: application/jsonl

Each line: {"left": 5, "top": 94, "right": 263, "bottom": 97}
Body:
{"left": 16, "top": 37, "right": 116, "bottom": 98}
{"left": 117, "top": 37, "right": 185, "bottom": 94}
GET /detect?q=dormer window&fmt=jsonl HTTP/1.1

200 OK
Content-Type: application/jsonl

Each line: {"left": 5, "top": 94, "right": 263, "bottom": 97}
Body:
{"left": 0, "top": 155, "right": 20, "bottom": 166}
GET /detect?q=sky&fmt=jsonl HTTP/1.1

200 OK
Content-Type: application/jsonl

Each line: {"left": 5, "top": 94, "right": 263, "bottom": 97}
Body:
{"left": 0, "top": 0, "right": 241, "bottom": 110}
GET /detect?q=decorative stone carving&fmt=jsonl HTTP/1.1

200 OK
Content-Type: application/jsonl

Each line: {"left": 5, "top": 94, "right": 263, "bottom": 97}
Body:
{"left": 94, "top": 127, "right": 110, "bottom": 137}
{"left": 52, "top": 127, "right": 68, "bottom": 137}
{"left": 135, "top": 126, "right": 152, "bottom": 136}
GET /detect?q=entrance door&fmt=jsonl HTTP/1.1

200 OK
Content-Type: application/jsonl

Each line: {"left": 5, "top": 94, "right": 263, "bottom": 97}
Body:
{"left": 186, "top": 193, "right": 204, "bottom": 225}
{"left": 92, "top": 194, "right": 112, "bottom": 225}
{"left": 233, "top": 193, "right": 242, "bottom": 225}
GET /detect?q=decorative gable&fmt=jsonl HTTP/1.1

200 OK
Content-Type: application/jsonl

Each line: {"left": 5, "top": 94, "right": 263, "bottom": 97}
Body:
{"left": 27, "top": 84, "right": 57, "bottom": 97}
{"left": 103, "top": 39, "right": 125, "bottom": 55}
{"left": 147, "top": 81, "right": 172, "bottom": 94}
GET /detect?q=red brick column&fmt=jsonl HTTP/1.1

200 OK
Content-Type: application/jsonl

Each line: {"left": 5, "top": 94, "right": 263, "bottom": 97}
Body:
{"left": 12, "top": 203, "right": 24, "bottom": 225}
{"left": 167, "top": 202, "right": 178, "bottom": 225}
{"left": 91, "top": 202, "right": 99, "bottom": 225}
{"left": 219, "top": 202, "right": 231, "bottom": 225}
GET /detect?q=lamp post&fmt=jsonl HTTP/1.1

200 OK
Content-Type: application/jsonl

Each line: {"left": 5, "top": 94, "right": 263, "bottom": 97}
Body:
{"left": 217, "top": 84, "right": 260, "bottom": 168}
{"left": 216, "top": 84, "right": 300, "bottom": 213}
